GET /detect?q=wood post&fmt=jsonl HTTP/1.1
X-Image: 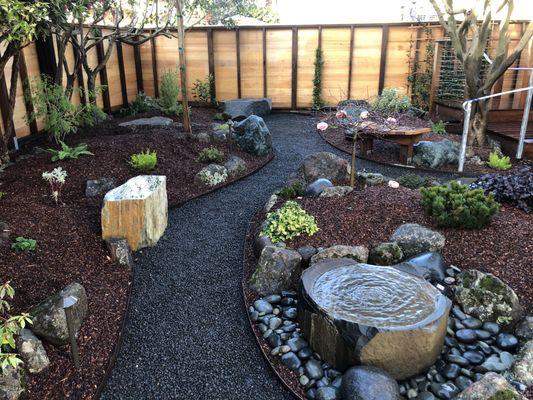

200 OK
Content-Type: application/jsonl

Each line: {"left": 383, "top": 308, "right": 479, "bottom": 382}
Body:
{"left": 347, "top": 25, "right": 355, "bottom": 100}
{"left": 0, "top": 74, "right": 12, "bottom": 140}
{"left": 151, "top": 36, "right": 159, "bottom": 98}
{"left": 378, "top": 25, "right": 389, "bottom": 95}
{"left": 207, "top": 29, "right": 216, "bottom": 100}
{"left": 116, "top": 41, "right": 128, "bottom": 107}
{"left": 133, "top": 38, "right": 144, "bottom": 94}
{"left": 263, "top": 27, "right": 267, "bottom": 98}
{"left": 35, "top": 36, "right": 57, "bottom": 78}
{"left": 236, "top": 28, "right": 242, "bottom": 99}
{"left": 428, "top": 41, "right": 442, "bottom": 115}
{"left": 95, "top": 31, "right": 111, "bottom": 111}
{"left": 291, "top": 27, "right": 298, "bottom": 109}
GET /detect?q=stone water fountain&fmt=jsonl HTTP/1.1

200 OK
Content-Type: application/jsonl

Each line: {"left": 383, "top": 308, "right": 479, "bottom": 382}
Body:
{"left": 298, "top": 258, "right": 451, "bottom": 380}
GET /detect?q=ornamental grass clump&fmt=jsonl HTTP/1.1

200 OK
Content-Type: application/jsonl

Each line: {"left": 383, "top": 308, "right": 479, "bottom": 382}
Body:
{"left": 197, "top": 146, "right": 225, "bottom": 163}
{"left": 0, "top": 281, "right": 32, "bottom": 371}
{"left": 42, "top": 167, "right": 67, "bottom": 204}
{"left": 261, "top": 201, "right": 319, "bottom": 243}
{"left": 129, "top": 150, "right": 157, "bottom": 173}
{"left": 420, "top": 182, "right": 499, "bottom": 229}
{"left": 486, "top": 151, "right": 512, "bottom": 171}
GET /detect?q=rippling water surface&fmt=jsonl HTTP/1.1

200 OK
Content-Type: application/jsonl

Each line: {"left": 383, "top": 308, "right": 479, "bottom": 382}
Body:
{"left": 312, "top": 264, "right": 437, "bottom": 328}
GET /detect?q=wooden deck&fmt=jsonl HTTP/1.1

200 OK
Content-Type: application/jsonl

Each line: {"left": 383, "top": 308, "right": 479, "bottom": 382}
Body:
{"left": 487, "top": 120, "right": 533, "bottom": 160}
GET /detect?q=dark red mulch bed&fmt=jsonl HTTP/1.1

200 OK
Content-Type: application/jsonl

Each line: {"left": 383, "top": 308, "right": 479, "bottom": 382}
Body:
{"left": 243, "top": 186, "right": 532, "bottom": 400}
{"left": 319, "top": 122, "right": 526, "bottom": 175}
{"left": 0, "top": 107, "right": 271, "bottom": 399}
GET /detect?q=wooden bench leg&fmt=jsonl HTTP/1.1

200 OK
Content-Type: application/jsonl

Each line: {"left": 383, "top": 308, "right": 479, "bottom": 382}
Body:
{"left": 361, "top": 137, "right": 373, "bottom": 155}
{"left": 399, "top": 144, "right": 414, "bottom": 164}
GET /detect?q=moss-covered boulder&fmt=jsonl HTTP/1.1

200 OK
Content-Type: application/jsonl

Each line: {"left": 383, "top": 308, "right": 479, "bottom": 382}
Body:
{"left": 455, "top": 372, "right": 524, "bottom": 399}
{"left": 454, "top": 270, "right": 522, "bottom": 328}
{"left": 368, "top": 242, "right": 404, "bottom": 266}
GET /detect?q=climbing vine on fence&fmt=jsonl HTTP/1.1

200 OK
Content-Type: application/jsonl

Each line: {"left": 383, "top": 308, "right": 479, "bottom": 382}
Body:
{"left": 407, "top": 24, "right": 434, "bottom": 111}
{"left": 312, "top": 48, "right": 324, "bottom": 111}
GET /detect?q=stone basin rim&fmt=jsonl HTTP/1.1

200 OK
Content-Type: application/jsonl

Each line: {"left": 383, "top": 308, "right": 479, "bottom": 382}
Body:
{"left": 301, "top": 258, "right": 450, "bottom": 331}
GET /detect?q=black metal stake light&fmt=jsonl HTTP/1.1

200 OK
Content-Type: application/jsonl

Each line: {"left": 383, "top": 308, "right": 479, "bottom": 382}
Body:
{"left": 62, "top": 295, "right": 80, "bottom": 369}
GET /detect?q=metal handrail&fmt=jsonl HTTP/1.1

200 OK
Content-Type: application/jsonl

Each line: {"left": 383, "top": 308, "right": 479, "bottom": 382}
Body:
{"left": 459, "top": 67, "right": 533, "bottom": 172}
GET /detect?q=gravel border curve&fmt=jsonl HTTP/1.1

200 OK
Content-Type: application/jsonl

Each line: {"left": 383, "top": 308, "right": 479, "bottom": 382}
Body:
{"left": 100, "top": 113, "right": 434, "bottom": 399}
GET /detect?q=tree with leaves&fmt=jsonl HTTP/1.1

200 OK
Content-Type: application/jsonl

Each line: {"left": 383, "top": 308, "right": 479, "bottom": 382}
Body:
{"left": 174, "top": 0, "right": 278, "bottom": 133}
{"left": 0, "top": 0, "right": 68, "bottom": 165}
{"left": 429, "top": 0, "right": 533, "bottom": 146}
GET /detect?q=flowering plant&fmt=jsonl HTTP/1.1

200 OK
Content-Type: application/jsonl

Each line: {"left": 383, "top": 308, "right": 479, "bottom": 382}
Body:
{"left": 316, "top": 122, "right": 328, "bottom": 131}
{"left": 42, "top": 167, "right": 67, "bottom": 204}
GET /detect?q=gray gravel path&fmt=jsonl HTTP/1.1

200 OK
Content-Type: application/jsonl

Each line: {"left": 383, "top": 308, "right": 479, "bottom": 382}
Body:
{"left": 101, "top": 113, "right": 400, "bottom": 399}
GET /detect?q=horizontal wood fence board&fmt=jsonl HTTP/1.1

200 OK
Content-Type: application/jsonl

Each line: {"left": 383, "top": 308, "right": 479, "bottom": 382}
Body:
{"left": 20, "top": 44, "right": 45, "bottom": 132}
{"left": 104, "top": 39, "right": 123, "bottom": 109}
{"left": 154, "top": 35, "right": 180, "bottom": 98}
{"left": 351, "top": 27, "right": 382, "bottom": 100}
{"left": 121, "top": 43, "right": 138, "bottom": 103}
{"left": 266, "top": 29, "right": 292, "bottom": 108}
{"left": 240, "top": 29, "right": 264, "bottom": 99}
{"left": 321, "top": 28, "right": 351, "bottom": 105}
{"left": 185, "top": 31, "right": 209, "bottom": 100}
{"left": 140, "top": 40, "right": 155, "bottom": 97}
{"left": 297, "top": 29, "right": 319, "bottom": 108}
{"left": 214, "top": 30, "right": 238, "bottom": 101}
{"left": 383, "top": 26, "right": 413, "bottom": 93}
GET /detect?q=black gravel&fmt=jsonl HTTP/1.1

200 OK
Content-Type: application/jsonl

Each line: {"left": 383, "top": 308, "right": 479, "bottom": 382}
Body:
{"left": 100, "top": 113, "right": 428, "bottom": 399}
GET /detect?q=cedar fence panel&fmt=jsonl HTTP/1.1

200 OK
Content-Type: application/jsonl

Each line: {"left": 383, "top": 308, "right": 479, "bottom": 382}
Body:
{"left": 1, "top": 22, "right": 531, "bottom": 145}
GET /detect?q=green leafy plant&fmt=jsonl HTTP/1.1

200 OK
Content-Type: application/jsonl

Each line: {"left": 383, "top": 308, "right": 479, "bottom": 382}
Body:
{"left": 420, "top": 182, "right": 500, "bottom": 229}
{"left": 47, "top": 141, "right": 93, "bottom": 162}
{"left": 158, "top": 70, "right": 182, "bottom": 116}
{"left": 0, "top": 281, "right": 32, "bottom": 371}
{"left": 312, "top": 48, "right": 324, "bottom": 111}
{"left": 192, "top": 74, "right": 216, "bottom": 106}
{"left": 11, "top": 237, "right": 37, "bottom": 252}
{"left": 371, "top": 88, "right": 411, "bottom": 115}
{"left": 29, "top": 75, "right": 81, "bottom": 143}
{"left": 261, "top": 200, "right": 319, "bottom": 243}
{"left": 431, "top": 120, "right": 447, "bottom": 134}
{"left": 407, "top": 24, "right": 434, "bottom": 111}
{"left": 277, "top": 182, "right": 305, "bottom": 200}
{"left": 0, "top": 192, "right": 6, "bottom": 200}
{"left": 42, "top": 167, "right": 67, "bottom": 204}
{"left": 487, "top": 151, "right": 512, "bottom": 171}
{"left": 398, "top": 173, "right": 436, "bottom": 189}
{"left": 214, "top": 112, "right": 231, "bottom": 121}
{"left": 197, "top": 146, "right": 224, "bottom": 163}
{"left": 120, "top": 92, "right": 160, "bottom": 116}
{"left": 129, "top": 149, "right": 157, "bottom": 173}
{"left": 78, "top": 102, "right": 107, "bottom": 128}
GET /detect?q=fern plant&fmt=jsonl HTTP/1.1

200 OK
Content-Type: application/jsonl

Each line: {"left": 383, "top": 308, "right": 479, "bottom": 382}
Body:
{"left": 312, "top": 48, "right": 324, "bottom": 111}
{"left": 420, "top": 182, "right": 500, "bottom": 229}
{"left": 486, "top": 151, "right": 512, "bottom": 171}
{"left": 47, "top": 141, "right": 93, "bottom": 162}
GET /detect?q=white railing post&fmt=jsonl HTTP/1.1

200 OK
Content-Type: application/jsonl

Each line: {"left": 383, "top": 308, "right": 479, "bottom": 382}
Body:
{"left": 516, "top": 70, "right": 533, "bottom": 159}
{"left": 459, "top": 101, "right": 472, "bottom": 172}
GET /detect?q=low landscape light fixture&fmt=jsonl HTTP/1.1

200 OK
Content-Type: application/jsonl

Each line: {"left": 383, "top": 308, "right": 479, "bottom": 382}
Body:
{"left": 62, "top": 295, "right": 80, "bottom": 369}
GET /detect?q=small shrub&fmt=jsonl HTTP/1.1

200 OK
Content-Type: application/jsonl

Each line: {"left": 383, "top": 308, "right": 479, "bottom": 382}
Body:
{"left": 42, "top": 167, "right": 67, "bottom": 204}
{"left": 487, "top": 151, "right": 512, "bottom": 171}
{"left": 11, "top": 237, "right": 36, "bottom": 252}
{"left": 47, "top": 141, "right": 93, "bottom": 162}
{"left": 420, "top": 182, "right": 500, "bottom": 229}
{"left": 277, "top": 182, "right": 305, "bottom": 200}
{"left": 0, "top": 281, "right": 32, "bottom": 371}
{"left": 29, "top": 75, "right": 80, "bottom": 143}
{"left": 158, "top": 70, "right": 182, "bottom": 116}
{"left": 192, "top": 74, "right": 216, "bottom": 105}
{"left": 470, "top": 167, "right": 532, "bottom": 213}
{"left": 197, "top": 147, "right": 225, "bottom": 163}
{"left": 431, "top": 120, "right": 447, "bottom": 134}
{"left": 120, "top": 92, "right": 159, "bottom": 116}
{"left": 197, "top": 166, "right": 228, "bottom": 186}
{"left": 398, "top": 173, "right": 435, "bottom": 189}
{"left": 78, "top": 103, "right": 107, "bottom": 127}
{"left": 214, "top": 112, "right": 231, "bottom": 121}
{"left": 129, "top": 149, "right": 157, "bottom": 172}
{"left": 261, "top": 200, "right": 319, "bottom": 243}
{"left": 371, "top": 88, "right": 411, "bottom": 115}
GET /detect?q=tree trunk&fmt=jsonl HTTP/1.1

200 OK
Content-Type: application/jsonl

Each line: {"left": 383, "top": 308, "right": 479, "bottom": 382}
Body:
{"left": 469, "top": 99, "right": 489, "bottom": 147}
{"left": 176, "top": 0, "right": 192, "bottom": 133}
{"left": 0, "top": 52, "right": 21, "bottom": 166}
{"left": 87, "top": 74, "right": 97, "bottom": 104}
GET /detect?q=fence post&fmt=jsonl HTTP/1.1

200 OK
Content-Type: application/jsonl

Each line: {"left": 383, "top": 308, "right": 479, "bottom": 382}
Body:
{"left": 236, "top": 28, "right": 241, "bottom": 99}
{"left": 291, "top": 27, "right": 298, "bottom": 110}
{"left": 347, "top": 25, "right": 355, "bottom": 100}
{"left": 116, "top": 41, "right": 128, "bottom": 107}
{"left": 378, "top": 25, "right": 389, "bottom": 95}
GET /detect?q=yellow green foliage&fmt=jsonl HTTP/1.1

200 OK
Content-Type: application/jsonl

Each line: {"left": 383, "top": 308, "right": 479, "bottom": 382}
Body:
{"left": 261, "top": 201, "right": 318, "bottom": 243}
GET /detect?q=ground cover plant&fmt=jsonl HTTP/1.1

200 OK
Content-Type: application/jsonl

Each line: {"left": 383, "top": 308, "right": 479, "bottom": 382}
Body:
{"left": 197, "top": 146, "right": 224, "bottom": 163}
{"left": 47, "top": 141, "right": 93, "bottom": 162}
{"left": 11, "top": 237, "right": 37, "bottom": 252}
{"left": 129, "top": 149, "right": 158, "bottom": 173}
{"left": 397, "top": 173, "right": 436, "bottom": 189}
{"left": 261, "top": 200, "right": 318, "bottom": 243}
{"left": 431, "top": 120, "right": 446, "bottom": 134}
{"left": 277, "top": 181, "right": 305, "bottom": 200}
{"left": 420, "top": 182, "right": 500, "bottom": 229}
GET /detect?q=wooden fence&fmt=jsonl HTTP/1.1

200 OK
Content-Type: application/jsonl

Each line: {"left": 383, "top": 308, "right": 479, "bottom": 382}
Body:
{"left": 1, "top": 21, "right": 531, "bottom": 144}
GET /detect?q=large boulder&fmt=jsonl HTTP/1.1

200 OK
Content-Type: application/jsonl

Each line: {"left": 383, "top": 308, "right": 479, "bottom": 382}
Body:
{"left": 194, "top": 164, "right": 228, "bottom": 187}
{"left": 224, "top": 155, "right": 246, "bottom": 177}
{"left": 455, "top": 372, "right": 524, "bottom": 399}
{"left": 516, "top": 316, "right": 533, "bottom": 343}
{"left": 0, "top": 367, "right": 25, "bottom": 400}
{"left": 290, "top": 152, "right": 349, "bottom": 185}
{"left": 310, "top": 245, "right": 369, "bottom": 265}
{"left": 299, "top": 259, "right": 451, "bottom": 379}
{"left": 118, "top": 116, "right": 174, "bottom": 128}
{"left": 368, "top": 242, "right": 403, "bottom": 266}
{"left": 223, "top": 98, "right": 272, "bottom": 120}
{"left": 250, "top": 246, "right": 302, "bottom": 296}
{"left": 211, "top": 123, "right": 229, "bottom": 141}
{"left": 15, "top": 329, "right": 49, "bottom": 374}
{"left": 31, "top": 283, "right": 88, "bottom": 346}
{"left": 512, "top": 340, "right": 533, "bottom": 387}
{"left": 101, "top": 175, "right": 168, "bottom": 251}
{"left": 390, "top": 223, "right": 445, "bottom": 258}
{"left": 105, "top": 237, "right": 134, "bottom": 270}
{"left": 412, "top": 139, "right": 460, "bottom": 169}
{"left": 358, "top": 172, "right": 384, "bottom": 186}
{"left": 233, "top": 115, "right": 272, "bottom": 156}
{"left": 454, "top": 270, "right": 522, "bottom": 328}
{"left": 341, "top": 366, "right": 401, "bottom": 400}
{"left": 319, "top": 186, "right": 353, "bottom": 198}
